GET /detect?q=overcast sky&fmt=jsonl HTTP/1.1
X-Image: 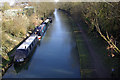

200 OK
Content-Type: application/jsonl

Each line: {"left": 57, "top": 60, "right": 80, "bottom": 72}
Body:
{"left": 0, "top": 0, "right": 119, "bottom": 5}
{"left": 0, "top": 0, "right": 15, "bottom": 6}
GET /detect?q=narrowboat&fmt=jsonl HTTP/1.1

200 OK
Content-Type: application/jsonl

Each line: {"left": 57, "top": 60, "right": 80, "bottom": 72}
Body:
{"left": 33, "top": 18, "right": 52, "bottom": 40}
{"left": 14, "top": 35, "right": 38, "bottom": 63}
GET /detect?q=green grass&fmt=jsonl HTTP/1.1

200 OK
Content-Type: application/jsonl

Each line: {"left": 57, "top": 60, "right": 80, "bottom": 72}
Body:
{"left": 74, "top": 27, "right": 97, "bottom": 78}
{"left": 68, "top": 18, "right": 97, "bottom": 78}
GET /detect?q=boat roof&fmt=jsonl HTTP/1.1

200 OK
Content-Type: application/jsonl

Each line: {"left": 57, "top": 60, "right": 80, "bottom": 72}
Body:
{"left": 17, "top": 35, "right": 37, "bottom": 49}
{"left": 44, "top": 19, "right": 49, "bottom": 23}
{"left": 40, "top": 24, "right": 45, "bottom": 28}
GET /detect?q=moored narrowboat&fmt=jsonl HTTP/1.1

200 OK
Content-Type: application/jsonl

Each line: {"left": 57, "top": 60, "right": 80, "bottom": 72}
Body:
{"left": 14, "top": 35, "right": 38, "bottom": 63}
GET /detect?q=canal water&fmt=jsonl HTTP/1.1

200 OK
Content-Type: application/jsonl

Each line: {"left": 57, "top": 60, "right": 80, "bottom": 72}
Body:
{"left": 3, "top": 9, "right": 80, "bottom": 78}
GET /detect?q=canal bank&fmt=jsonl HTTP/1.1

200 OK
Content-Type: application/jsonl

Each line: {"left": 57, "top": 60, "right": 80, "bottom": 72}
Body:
{"left": 65, "top": 14, "right": 97, "bottom": 78}
{"left": 66, "top": 11, "right": 120, "bottom": 78}
{"left": 2, "top": 36, "right": 30, "bottom": 76}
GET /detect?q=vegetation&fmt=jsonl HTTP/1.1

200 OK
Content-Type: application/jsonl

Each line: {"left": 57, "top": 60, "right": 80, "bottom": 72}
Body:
{"left": 1, "top": 2, "right": 11, "bottom": 12}
{"left": 1, "top": 2, "right": 55, "bottom": 61}
{"left": 57, "top": 2, "right": 120, "bottom": 78}
{"left": 30, "top": 2, "right": 55, "bottom": 18}
{"left": 57, "top": 2, "right": 120, "bottom": 55}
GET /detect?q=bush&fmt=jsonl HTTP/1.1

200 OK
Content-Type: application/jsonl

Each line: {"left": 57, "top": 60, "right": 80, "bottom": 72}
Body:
{"left": 2, "top": 15, "right": 30, "bottom": 37}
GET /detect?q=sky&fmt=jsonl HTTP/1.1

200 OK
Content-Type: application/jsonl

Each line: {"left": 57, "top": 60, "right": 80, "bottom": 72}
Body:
{"left": 0, "top": 0, "right": 59, "bottom": 6}
{"left": 0, "top": 0, "right": 119, "bottom": 5}
{"left": 9, "top": 0, "right": 15, "bottom": 6}
{"left": 0, "top": 0, "right": 15, "bottom": 6}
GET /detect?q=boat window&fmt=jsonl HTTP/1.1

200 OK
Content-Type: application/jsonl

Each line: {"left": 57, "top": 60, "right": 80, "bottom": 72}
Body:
{"left": 32, "top": 42, "right": 33, "bottom": 46}
{"left": 29, "top": 45, "right": 31, "bottom": 50}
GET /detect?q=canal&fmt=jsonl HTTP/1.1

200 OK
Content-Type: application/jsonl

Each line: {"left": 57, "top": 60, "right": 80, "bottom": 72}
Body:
{"left": 3, "top": 9, "right": 81, "bottom": 78}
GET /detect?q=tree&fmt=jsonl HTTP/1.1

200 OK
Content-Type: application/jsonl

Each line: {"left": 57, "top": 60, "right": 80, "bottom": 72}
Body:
{"left": 2, "top": 2, "right": 11, "bottom": 12}
{"left": 57, "top": 2, "right": 120, "bottom": 55}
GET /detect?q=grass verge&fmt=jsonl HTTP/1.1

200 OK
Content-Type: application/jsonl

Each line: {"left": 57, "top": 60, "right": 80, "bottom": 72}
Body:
{"left": 68, "top": 17, "right": 97, "bottom": 78}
